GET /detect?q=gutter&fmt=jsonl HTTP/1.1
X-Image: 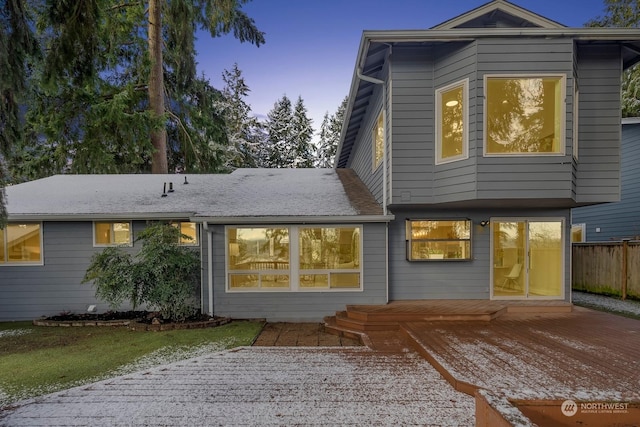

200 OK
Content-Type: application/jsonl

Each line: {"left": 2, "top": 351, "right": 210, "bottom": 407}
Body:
{"left": 189, "top": 215, "right": 394, "bottom": 225}
{"left": 7, "top": 213, "right": 196, "bottom": 222}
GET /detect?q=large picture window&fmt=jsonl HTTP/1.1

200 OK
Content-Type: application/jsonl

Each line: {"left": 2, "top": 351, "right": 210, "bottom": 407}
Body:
{"left": 227, "top": 228, "right": 290, "bottom": 290}
{"left": 436, "top": 79, "right": 468, "bottom": 164}
{"left": 226, "top": 226, "right": 363, "bottom": 292}
{"left": 0, "top": 223, "right": 43, "bottom": 265}
{"left": 485, "top": 75, "right": 565, "bottom": 155}
{"left": 407, "top": 220, "right": 471, "bottom": 261}
{"left": 299, "top": 227, "right": 361, "bottom": 289}
{"left": 373, "top": 111, "right": 384, "bottom": 170}
{"left": 94, "top": 222, "right": 132, "bottom": 246}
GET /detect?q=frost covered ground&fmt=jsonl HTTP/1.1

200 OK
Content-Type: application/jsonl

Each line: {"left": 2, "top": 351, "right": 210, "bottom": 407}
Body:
{"left": 573, "top": 290, "right": 640, "bottom": 317}
{"left": 0, "top": 347, "right": 475, "bottom": 426}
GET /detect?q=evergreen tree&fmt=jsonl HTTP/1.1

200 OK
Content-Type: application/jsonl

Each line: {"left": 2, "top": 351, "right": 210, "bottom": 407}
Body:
{"left": 587, "top": 0, "right": 640, "bottom": 117}
{"left": 11, "top": 0, "right": 265, "bottom": 179}
{"left": 220, "top": 63, "right": 262, "bottom": 168}
{"left": 265, "top": 95, "right": 294, "bottom": 167}
{"left": 291, "top": 96, "right": 315, "bottom": 168}
{"left": 0, "top": 0, "right": 39, "bottom": 222}
{"left": 316, "top": 96, "right": 347, "bottom": 168}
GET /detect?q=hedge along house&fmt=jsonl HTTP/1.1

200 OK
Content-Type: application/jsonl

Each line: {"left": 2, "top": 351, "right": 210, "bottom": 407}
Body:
{"left": 335, "top": 0, "right": 640, "bottom": 303}
{"left": 3, "top": 0, "right": 640, "bottom": 322}
{"left": 1, "top": 170, "right": 391, "bottom": 321}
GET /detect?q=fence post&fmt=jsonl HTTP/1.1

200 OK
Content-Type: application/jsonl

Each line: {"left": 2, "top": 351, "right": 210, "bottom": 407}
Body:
{"left": 622, "top": 239, "right": 629, "bottom": 300}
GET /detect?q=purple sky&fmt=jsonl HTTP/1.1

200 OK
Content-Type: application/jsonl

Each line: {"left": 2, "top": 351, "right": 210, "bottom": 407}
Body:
{"left": 194, "top": 0, "right": 608, "bottom": 135}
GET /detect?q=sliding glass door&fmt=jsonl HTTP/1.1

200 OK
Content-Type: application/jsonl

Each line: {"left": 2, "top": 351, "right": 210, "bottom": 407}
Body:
{"left": 492, "top": 219, "right": 563, "bottom": 299}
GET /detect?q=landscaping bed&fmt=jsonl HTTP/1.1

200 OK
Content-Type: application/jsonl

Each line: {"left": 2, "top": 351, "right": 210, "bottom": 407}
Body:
{"left": 33, "top": 311, "right": 230, "bottom": 331}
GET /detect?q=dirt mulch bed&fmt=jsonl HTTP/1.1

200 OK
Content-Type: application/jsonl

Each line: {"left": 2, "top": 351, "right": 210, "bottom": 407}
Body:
{"left": 33, "top": 311, "right": 231, "bottom": 331}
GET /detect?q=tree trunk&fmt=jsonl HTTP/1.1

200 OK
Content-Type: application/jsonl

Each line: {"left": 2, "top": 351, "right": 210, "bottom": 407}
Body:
{"left": 148, "top": 0, "right": 168, "bottom": 174}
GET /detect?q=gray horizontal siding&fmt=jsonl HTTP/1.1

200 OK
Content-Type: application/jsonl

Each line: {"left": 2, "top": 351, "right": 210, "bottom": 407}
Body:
{"left": 212, "top": 223, "right": 388, "bottom": 321}
{"left": 574, "top": 44, "right": 622, "bottom": 204}
{"left": 573, "top": 123, "right": 640, "bottom": 241}
{"left": 388, "top": 208, "right": 571, "bottom": 301}
{"left": 475, "top": 38, "right": 575, "bottom": 201}
{"left": 0, "top": 221, "right": 202, "bottom": 321}
{"left": 390, "top": 47, "right": 434, "bottom": 203}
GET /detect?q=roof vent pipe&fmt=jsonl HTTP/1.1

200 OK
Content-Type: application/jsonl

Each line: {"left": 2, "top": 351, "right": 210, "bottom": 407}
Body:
{"left": 161, "top": 182, "right": 167, "bottom": 197}
{"left": 184, "top": 176, "right": 189, "bottom": 185}
{"left": 168, "top": 182, "right": 174, "bottom": 193}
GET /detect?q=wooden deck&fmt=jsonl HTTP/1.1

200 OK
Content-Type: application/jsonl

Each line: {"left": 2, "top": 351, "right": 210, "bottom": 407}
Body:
{"left": 328, "top": 299, "right": 572, "bottom": 332}
{"left": 325, "top": 301, "right": 640, "bottom": 425}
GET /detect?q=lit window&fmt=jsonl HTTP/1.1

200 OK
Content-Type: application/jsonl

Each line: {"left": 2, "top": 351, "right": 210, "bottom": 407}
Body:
{"left": 571, "top": 224, "right": 585, "bottom": 243}
{"left": 373, "top": 111, "right": 384, "bottom": 170}
{"left": 173, "top": 222, "right": 198, "bottom": 246}
{"left": 299, "top": 227, "right": 361, "bottom": 289}
{"left": 406, "top": 220, "right": 471, "bottom": 261}
{"left": 485, "top": 75, "right": 565, "bottom": 155}
{"left": 227, "top": 228, "right": 290, "bottom": 290}
{"left": 0, "top": 223, "right": 43, "bottom": 264}
{"left": 436, "top": 79, "right": 468, "bottom": 164}
{"left": 94, "top": 222, "right": 132, "bottom": 246}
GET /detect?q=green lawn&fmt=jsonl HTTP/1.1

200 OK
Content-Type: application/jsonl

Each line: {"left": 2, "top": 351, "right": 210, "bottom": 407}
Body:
{"left": 0, "top": 320, "right": 264, "bottom": 406}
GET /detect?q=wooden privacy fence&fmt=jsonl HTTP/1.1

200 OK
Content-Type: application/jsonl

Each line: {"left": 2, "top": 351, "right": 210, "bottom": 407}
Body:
{"left": 572, "top": 241, "right": 640, "bottom": 299}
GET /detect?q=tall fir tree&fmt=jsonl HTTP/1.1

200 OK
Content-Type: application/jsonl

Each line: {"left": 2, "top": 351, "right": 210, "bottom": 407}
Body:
{"left": 266, "top": 95, "right": 294, "bottom": 167}
{"left": 11, "top": 0, "right": 265, "bottom": 179}
{"left": 0, "top": 0, "right": 39, "bottom": 222}
{"left": 316, "top": 96, "right": 347, "bottom": 168}
{"left": 220, "top": 63, "right": 262, "bottom": 168}
{"left": 587, "top": 0, "right": 640, "bottom": 117}
{"left": 291, "top": 96, "right": 315, "bottom": 168}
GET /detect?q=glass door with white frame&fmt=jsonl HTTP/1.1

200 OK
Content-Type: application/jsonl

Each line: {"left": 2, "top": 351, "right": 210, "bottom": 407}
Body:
{"left": 492, "top": 219, "right": 563, "bottom": 299}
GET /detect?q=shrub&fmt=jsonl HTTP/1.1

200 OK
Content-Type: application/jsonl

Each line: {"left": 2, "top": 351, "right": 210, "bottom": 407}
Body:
{"left": 83, "top": 223, "right": 200, "bottom": 321}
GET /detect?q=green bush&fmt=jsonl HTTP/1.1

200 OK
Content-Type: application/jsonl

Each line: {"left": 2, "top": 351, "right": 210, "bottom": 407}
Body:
{"left": 83, "top": 223, "right": 200, "bottom": 321}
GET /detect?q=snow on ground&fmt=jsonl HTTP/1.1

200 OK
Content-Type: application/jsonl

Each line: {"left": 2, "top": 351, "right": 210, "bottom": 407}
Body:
{"left": 0, "top": 339, "right": 243, "bottom": 408}
{"left": 573, "top": 291, "right": 640, "bottom": 316}
{"left": 0, "top": 329, "right": 32, "bottom": 339}
{"left": 0, "top": 347, "right": 475, "bottom": 426}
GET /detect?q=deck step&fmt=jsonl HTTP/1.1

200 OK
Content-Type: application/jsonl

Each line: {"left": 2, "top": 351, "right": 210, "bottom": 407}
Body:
{"left": 506, "top": 303, "right": 573, "bottom": 314}
{"left": 335, "top": 311, "right": 400, "bottom": 332}
{"left": 322, "top": 316, "right": 367, "bottom": 342}
{"left": 345, "top": 308, "right": 506, "bottom": 323}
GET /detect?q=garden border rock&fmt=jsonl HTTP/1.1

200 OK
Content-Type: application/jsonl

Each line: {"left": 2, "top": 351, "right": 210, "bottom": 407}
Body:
{"left": 32, "top": 317, "right": 232, "bottom": 331}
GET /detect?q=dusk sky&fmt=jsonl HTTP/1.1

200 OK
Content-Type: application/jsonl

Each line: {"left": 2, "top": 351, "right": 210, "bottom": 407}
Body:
{"left": 194, "top": 0, "right": 609, "bottom": 136}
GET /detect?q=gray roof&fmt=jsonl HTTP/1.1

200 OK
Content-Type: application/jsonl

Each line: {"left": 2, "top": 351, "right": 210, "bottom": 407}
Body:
{"left": 5, "top": 169, "right": 389, "bottom": 223}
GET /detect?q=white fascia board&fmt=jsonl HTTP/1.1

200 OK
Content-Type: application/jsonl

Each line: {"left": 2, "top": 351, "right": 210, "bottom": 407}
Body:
{"left": 7, "top": 213, "right": 196, "bottom": 222}
{"left": 189, "top": 215, "right": 395, "bottom": 225}
{"left": 622, "top": 117, "right": 640, "bottom": 125}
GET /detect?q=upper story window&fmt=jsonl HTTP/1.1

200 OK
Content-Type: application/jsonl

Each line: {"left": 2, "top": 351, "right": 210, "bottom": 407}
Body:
{"left": 573, "top": 78, "right": 579, "bottom": 159}
{"left": 406, "top": 219, "right": 471, "bottom": 261}
{"left": 373, "top": 111, "right": 384, "bottom": 170}
{"left": 0, "top": 223, "right": 43, "bottom": 265}
{"left": 436, "top": 79, "right": 469, "bottom": 164}
{"left": 484, "top": 74, "right": 565, "bottom": 156}
{"left": 173, "top": 222, "right": 198, "bottom": 246}
{"left": 94, "top": 221, "right": 132, "bottom": 247}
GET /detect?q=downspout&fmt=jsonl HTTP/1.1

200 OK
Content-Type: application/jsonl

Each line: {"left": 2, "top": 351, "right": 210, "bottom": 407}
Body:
{"left": 356, "top": 45, "right": 392, "bottom": 303}
{"left": 203, "top": 221, "right": 214, "bottom": 316}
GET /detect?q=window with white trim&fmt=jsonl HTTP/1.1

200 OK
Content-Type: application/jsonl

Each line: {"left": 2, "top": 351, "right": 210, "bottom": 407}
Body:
{"left": 484, "top": 74, "right": 565, "bottom": 155}
{"left": 226, "top": 226, "right": 363, "bottom": 292}
{"left": 173, "top": 222, "right": 198, "bottom": 246}
{"left": 93, "top": 221, "right": 132, "bottom": 246}
{"left": 373, "top": 111, "right": 384, "bottom": 170}
{"left": 0, "top": 223, "right": 43, "bottom": 265}
{"left": 573, "top": 77, "right": 579, "bottom": 159}
{"left": 436, "top": 79, "right": 469, "bottom": 164}
{"left": 406, "top": 219, "right": 471, "bottom": 261}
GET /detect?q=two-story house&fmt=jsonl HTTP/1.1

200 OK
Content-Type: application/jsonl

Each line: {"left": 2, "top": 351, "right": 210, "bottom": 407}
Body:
{"left": 335, "top": 0, "right": 640, "bottom": 303}
{"left": 2, "top": 0, "right": 640, "bottom": 321}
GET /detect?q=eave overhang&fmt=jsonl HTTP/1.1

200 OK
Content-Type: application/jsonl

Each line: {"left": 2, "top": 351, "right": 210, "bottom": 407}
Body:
{"left": 191, "top": 215, "right": 395, "bottom": 225}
